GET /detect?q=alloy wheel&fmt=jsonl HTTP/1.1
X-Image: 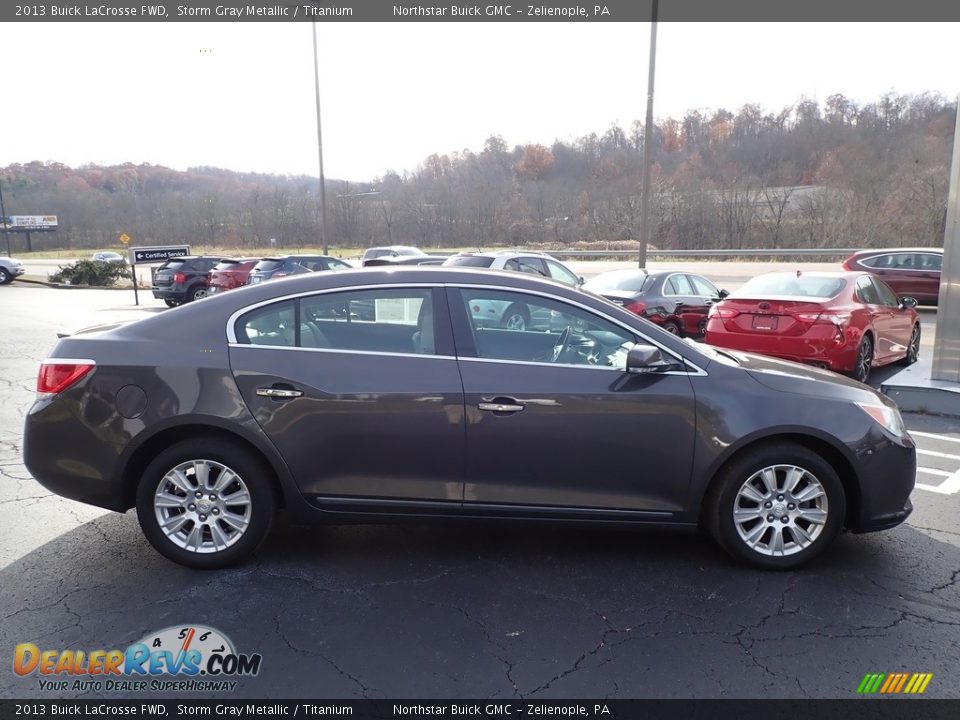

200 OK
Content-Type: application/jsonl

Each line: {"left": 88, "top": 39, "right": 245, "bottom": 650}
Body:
{"left": 504, "top": 313, "right": 526, "bottom": 331}
{"left": 153, "top": 459, "right": 252, "bottom": 554}
{"left": 854, "top": 337, "right": 873, "bottom": 383}
{"left": 907, "top": 326, "right": 921, "bottom": 363}
{"left": 733, "top": 464, "right": 828, "bottom": 557}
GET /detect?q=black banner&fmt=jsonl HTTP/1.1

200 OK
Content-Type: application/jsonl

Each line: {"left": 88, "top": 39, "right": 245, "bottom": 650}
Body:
{"left": 1, "top": 700, "right": 958, "bottom": 720}
{"left": 6, "top": 0, "right": 960, "bottom": 23}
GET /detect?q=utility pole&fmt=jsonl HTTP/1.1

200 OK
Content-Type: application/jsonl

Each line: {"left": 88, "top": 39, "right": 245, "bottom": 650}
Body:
{"left": 637, "top": 0, "right": 658, "bottom": 270}
{"left": 312, "top": 22, "right": 330, "bottom": 256}
{"left": 0, "top": 178, "right": 10, "bottom": 257}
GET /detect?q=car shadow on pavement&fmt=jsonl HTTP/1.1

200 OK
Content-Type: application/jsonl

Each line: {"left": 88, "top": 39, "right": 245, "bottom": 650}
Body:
{"left": 1, "top": 510, "right": 958, "bottom": 699}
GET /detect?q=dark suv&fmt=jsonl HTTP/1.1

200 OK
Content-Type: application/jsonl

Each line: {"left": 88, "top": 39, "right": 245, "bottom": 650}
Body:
{"left": 247, "top": 255, "right": 352, "bottom": 285}
{"left": 151, "top": 256, "right": 223, "bottom": 307}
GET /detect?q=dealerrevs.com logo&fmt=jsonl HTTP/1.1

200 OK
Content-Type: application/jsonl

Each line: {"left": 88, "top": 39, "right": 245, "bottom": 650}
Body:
{"left": 13, "top": 625, "right": 262, "bottom": 693}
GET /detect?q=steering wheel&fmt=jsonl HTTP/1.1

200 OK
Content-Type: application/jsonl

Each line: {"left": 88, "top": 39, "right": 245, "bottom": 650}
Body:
{"left": 550, "top": 327, "right": 572, "bottom": 363}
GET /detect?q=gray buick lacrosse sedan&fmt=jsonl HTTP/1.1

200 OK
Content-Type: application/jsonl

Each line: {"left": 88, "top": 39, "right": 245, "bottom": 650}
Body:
{"left": 23, "top": 267, "right": 915, "bottom": 569}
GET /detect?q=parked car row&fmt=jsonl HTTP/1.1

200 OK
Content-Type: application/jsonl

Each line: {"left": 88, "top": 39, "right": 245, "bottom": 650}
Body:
{"left": 151, "top": 254, "right": 353, "bottom": 307}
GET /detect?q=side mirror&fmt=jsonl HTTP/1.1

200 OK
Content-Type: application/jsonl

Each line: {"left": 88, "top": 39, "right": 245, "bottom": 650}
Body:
{"left": 899, "top": 296, "right": 918, "bottom": 309}
{"left": 718, "top": 289, "right": 730, "bottom": 299}
{"left": 626, "top": 344, "right": 683, "bottom": 374}
{"left": 578, "top": 276, "right": 586, "bottom": 286}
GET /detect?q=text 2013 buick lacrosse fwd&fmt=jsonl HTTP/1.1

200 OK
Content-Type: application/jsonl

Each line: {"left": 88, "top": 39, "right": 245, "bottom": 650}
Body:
{"left": 23, "top": 267, "right": 915, "bottom": 570}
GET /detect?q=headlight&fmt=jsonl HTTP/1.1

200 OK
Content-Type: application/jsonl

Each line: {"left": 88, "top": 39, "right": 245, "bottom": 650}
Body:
{"left": 855, "top": 401, "right": 908, "bottom": 438}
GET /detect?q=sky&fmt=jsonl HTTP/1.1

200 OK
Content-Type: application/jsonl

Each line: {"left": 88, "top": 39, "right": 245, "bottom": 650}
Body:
{"left": 2, "top": 21, "right": 958, "bottom": 182}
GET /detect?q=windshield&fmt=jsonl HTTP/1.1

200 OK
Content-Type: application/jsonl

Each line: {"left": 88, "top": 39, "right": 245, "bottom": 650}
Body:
{"left": 253, "top": 260, "right": 285, "bottom": 272}
{"left": 734, "top": 274, "right": 847, "bottom": 299}
{"left": 584, "top": 271, "right": 651, "bottom": 293}
{"left": 395, "top": 247, "right": 426, "bottom": 256}
{"left": 443, "top": 256, "right": 495, "bottom": 268}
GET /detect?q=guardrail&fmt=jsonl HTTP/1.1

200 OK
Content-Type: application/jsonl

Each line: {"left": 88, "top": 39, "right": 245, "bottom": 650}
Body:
{"left": 548, "top": 248, "right": 859, "bottom": 259}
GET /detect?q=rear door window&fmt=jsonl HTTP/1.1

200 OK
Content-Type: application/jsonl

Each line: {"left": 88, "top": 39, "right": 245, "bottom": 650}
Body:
{"left": 857, "top": 277, "right": 881, "bottom": 304}
{"left": 665, "top": 274, "right": 694, "bottom": 295}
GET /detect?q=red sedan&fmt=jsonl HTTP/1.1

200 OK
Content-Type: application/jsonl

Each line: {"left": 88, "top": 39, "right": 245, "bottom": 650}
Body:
{"left": 704, "top": 271, "right": 920, "bottom": 383}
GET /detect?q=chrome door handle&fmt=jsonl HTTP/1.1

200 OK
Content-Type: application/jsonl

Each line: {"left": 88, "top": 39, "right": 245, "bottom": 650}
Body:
{"left": 478, "top": 402, "right": 525, "bottom": 413}
{"left": 256, "top": 387, "right": 303, "bottom": 398}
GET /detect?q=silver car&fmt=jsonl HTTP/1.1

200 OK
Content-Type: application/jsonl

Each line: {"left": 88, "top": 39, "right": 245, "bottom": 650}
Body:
{"left": 0, "top": 256, "right": 25, "bottom": 284}
{"left": 442, "top": 250, "right": 583, "bottom": 330}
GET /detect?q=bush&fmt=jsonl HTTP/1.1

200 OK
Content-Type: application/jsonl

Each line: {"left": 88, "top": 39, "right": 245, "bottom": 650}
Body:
{"left": 49, "top": 259, "right": 129, "bottom": 287}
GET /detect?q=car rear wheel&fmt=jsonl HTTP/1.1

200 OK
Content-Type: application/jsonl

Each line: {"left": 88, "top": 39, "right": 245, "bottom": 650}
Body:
{"left": 501, "top": 303, "right": 530, "bottom": 331}
{"left": 135, "top": 438, "right": 275, "bottom": 569}
{"left": 0, "top": 268, "right": 11, "bottom": 285}
{"left": 188, "top": 286, "right": 207, "bottom": 302}
{"left": 851, "top": 335, "right": 873, "bottom": 383}
{"left": 708, "top": 443, "right": 845, "bottom": 569}
{"left": 900, "top": 324, "right": 921, "bottom": 365}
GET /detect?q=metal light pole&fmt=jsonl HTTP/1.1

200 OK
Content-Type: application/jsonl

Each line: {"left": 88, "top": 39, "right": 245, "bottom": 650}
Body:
{"left": 312, "top": 21, "right": 330, "bottom": 256}
{"left": 637, "top": 0, "right": 658, "bottom": 270}
{"left": 0, "top": 178, "right": 10, "bottom": 257}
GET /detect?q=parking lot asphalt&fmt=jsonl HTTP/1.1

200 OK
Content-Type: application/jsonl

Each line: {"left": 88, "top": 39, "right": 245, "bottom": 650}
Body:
{"left": 1, "top": 282, "right": 958, "bottom": 700}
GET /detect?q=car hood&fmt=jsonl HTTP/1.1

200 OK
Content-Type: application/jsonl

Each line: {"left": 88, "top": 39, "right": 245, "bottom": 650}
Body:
{"left": 730, "top": 350, "right": 883, "bottom": 402}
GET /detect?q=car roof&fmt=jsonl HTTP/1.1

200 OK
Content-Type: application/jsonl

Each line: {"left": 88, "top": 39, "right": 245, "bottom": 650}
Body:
{"left": 453, "top": 249, "right": 551, "bottom": 259}
{"left": 851, "top": 247, "right": 943, "bottom": 256}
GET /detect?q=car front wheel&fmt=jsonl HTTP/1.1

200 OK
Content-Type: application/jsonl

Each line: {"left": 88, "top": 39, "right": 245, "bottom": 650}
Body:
{"left": 708, "top": 443, "right": 845, "bottom": 569}
{"left": 0, "top": 268, "right": 11, "bottom": 285}
{"left": 135, "top": 438, "right": 275, "bottom": 569}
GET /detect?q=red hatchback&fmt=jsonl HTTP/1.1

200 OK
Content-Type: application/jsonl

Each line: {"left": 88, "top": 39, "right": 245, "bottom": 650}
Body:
{"left": 842, "top": 248, "right": 942, "bottom": 305}
{"left": 207, "top": 258, "right": 259, "bottom": 295}
{"left": 705, "top": 271, "right": 920, "bottom": 383}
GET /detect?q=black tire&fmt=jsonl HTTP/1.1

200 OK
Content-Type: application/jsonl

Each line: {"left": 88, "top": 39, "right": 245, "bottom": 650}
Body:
{"left": 851, "top": 334, "right": 873, "bottom": 384}
{"left": 899, "top": 324, "right": 921, "bottom": 366}
{"left": 500, "top": 303, "right": 530, "bottom": 331}
{"left": 0, "top": 268, "right": 11, "bottom": 285}
{"left": 661, "top": 320, "right": 681, "bottom": 336}
{"left": 187, "top": 285, "right": 207, "bottom": 303}
{"left": 163, "top": 298, "right": 179, "bottom": 308}
{"left": 135, "top": 438, "right": 276, "bottom": 569}
{"left": 707, "top": 443, "right": 845, "bottom": 569}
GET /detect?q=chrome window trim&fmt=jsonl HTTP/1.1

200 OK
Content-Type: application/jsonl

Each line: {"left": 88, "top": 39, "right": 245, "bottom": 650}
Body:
{"left": 450, "top": 282, "right": 707, "bottom": 376}
{"left": 224, "top": 280, "right": 708, "bottom": 376}
{"left": 859, "top": 252, "right": 943, "bottom": 273}
{"left": 227, "top": 343, "right": 456, "bottom": 360}
{"left": 225, "top": 283, "right": 439, "bottom": 344}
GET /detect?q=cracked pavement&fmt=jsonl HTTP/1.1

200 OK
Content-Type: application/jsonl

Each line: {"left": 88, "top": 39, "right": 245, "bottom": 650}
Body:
{"left": 1, "top": 284, "right": 959, "bottom": 699}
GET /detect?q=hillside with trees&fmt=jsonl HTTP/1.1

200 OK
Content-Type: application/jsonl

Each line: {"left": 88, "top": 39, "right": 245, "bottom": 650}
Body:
{"left": 1, "top": 91, "right": 955, "bottom": 253}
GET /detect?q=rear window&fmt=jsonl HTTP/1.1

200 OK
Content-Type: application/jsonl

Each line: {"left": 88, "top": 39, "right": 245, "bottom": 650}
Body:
{"left": 443, "top": 256, "right": 495, "bottom": 268}
{"left": 585, "top": 271, "right": 651, "bottom": 292}
{"left": 253, "top": 259, "right": 285, "bottom": 272}
{"left": 160, "top": 260, "right": 185, "bottom": 271}
{"left": 214, "top": 260, "right": 242, "bottom": 271}
{"left": 735, "top": 275, "right": 847, "bottom": 299}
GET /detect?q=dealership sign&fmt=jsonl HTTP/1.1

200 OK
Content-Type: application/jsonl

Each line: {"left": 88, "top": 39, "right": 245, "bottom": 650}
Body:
{"left": 129, "top": 245, "right": 190, "bottom": 264}
{"left": 2, "top": 215, "right": 58, "bottom": 231}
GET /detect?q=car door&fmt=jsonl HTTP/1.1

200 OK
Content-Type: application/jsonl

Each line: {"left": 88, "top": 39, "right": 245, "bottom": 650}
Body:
{"left": 912, "top": 252, "right": 941, "bottom": 304}
{"left": 228, "top": 286, "right": 466, "bottom": 509}
{"left": 855, "top": 276, "right": 898, "bottom": 362}
{"left": 447, "top": 285, "right": 698, "bottom": 515}
{"left": 685, "top": 274, "right": 722, "bottom": 335}
{"left": 663, "top": 273, "right": 701, "bottom": 333}
{"left": 872, "top": 277, "right": 914, "bottom": 356}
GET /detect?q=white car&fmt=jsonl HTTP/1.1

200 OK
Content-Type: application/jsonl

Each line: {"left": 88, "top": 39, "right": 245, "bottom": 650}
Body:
{"left": 442, "top": 250, "right": 583, "bottom": 330}
{"left": 0, "top": 256, "right": 25, "bottom": 284}
{"left": 92, "top": 251, "right": 126, "bottom": 264}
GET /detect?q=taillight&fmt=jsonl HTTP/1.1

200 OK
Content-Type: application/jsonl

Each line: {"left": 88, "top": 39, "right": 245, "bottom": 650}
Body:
{"left": 37, "top": 360, "right": 95, "bottom": 397}
{"left": 625, "top": 301, "right": 647, "bottom": 315}
{"left": 173, "top": 272, "right": 187, "bottom": 284}
{"left": 794, "top": 311, "right": 850, "bottom": 326}
{"left": 710, "top": 307, "right": 740, "bottom": 318}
